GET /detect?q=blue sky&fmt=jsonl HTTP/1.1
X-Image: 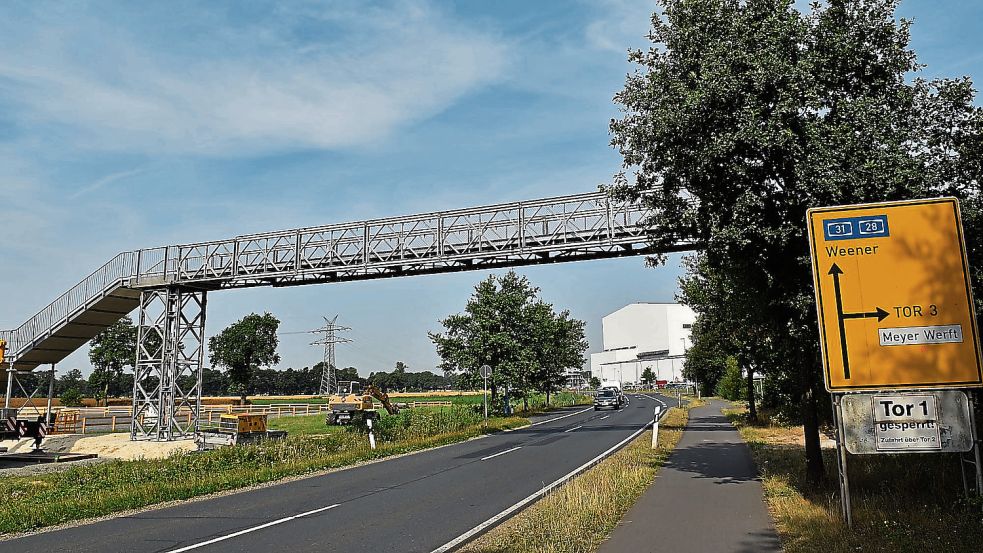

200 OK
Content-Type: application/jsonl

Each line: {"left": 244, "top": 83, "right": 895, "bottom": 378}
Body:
{"left": 1, "top": 1, "right": 980, "bottom": 377}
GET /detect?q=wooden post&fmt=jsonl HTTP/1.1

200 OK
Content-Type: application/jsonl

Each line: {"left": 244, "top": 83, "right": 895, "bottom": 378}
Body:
{"left": 111, "top": 416, "right": 116, "bottom": 432}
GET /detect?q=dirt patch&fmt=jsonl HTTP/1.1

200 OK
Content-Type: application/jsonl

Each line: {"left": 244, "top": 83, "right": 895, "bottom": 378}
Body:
{"left": 5, "top": 433, "right": 195, "bottom": 460}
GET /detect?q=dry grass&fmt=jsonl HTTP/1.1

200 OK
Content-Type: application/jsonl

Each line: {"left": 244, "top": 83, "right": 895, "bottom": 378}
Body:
{"left": 460, "top": 407, "right": 689, "bottom": 553}
{"left": 725, "top": 405, "right": 983, "bottom": 553}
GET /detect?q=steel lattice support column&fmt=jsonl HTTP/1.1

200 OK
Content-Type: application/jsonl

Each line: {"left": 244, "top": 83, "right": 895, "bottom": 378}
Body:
{"left": 131, "top": 287, "right": 207, "bottom": 441}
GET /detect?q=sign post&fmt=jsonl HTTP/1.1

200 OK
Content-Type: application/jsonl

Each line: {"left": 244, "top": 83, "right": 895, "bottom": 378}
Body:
{"left": 807, "top": 197, "right": 983, "bottom": 527}
{"left": 479, "top": 365, "right": 492, "bottom": 421}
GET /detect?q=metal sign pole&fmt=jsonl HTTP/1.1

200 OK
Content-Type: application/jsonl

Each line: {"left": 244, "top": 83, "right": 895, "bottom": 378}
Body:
{"left": 45, "top": 365, "right": 55, "bottom": 418}
{"left": 831, "top": 393, "right": 853, "bottom": 527}
{"left": 968, "top": 390, "right": 983, "bottom": 496}
{"left": 479, "top": 365, "right": 491, "bottom": 421}
{"left": 4, "top": 360, "right": 13, "bottom": 410}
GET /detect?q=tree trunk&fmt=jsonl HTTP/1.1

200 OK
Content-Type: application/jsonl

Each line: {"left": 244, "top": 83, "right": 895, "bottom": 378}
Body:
{"left": 802, "top": 372, "right": 825, "bottom": 486}
{"left": 103, "top": 383, "right": 109, "bottom": 407}
{"left": 746, "top": 366, "right": 757, "bottom": 423}
{"left": 240, "top": 390, "right": 248, "bottom": 406}
{"left": 546, "top": 389, "right": 551, "bottom": 407}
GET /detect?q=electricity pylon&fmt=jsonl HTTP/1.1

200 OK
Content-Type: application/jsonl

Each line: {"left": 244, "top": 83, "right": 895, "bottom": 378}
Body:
{"left": 311, "top": 316, "right": 352, "bottom": 395}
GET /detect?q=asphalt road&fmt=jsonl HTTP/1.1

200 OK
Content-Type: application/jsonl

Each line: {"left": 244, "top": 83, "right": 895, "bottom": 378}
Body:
{"left": 4, "top": 394, "right": 671, "bottom": 553}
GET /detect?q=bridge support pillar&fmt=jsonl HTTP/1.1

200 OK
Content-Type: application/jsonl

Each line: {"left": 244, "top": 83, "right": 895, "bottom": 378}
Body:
{"left": 131, "top": 287, "right": 207, "bottom": 441}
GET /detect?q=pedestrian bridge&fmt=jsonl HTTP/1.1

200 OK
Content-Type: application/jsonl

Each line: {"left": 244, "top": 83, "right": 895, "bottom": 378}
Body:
{"left": 1, "top": 191, "right": 685, "bottom": 440}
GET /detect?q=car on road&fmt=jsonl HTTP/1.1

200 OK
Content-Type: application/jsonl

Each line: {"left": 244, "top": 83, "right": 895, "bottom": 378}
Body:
{"left": 594, "top": 388, "right": 623, "bottom": 410}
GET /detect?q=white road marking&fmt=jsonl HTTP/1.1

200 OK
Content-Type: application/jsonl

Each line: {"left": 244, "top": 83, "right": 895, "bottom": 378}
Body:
{"left": 528, "top": 406, "right": 593, "bottom": 427}
{"left": 563, "top": 425, "right": 583, "bottom": 433}
{"left": 481, "top": 446, "right": 522, "bottom": 461}
{"left": 431, "top": 418, "right": 654, "bottom": 553}
{"left": 635, "top": 393, "right": 670, "bottom": 415}
{"left": 599, "top": 415, "right": 610, "bottom": 420}
{"left": 165, "top": 504, "right": 341, "bottom": 553}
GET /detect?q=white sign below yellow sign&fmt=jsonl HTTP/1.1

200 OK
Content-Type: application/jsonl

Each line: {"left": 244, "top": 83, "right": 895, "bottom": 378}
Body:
{"left": 840, "top": 391, "right": 974, "bottom": 454}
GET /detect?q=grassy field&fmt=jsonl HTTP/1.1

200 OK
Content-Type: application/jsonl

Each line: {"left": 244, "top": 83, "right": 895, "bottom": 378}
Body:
{"left": 0, "top": 411, "right": 527, "bottom": 536}
{"left": 461, "top": 406, "right": 691, "bottom": 553}
{"left": 250, "top": 391, "right": 590, "bottom": 410}
{"left": 267, "top": 413, "right": 342, "bottom": 435}
{"left": 724, "top": 405, "right": 983, "bottom": 553}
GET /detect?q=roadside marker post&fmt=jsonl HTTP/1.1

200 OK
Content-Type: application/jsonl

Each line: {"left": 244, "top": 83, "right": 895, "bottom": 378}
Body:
{"left": 652, "top": 405, "right": 662, "bottom": 449}
{"left": 807, "top": 198, "right": 983, "bottom": 528}
{"left": 367, "top": 417, "right": 376, "bottom": 450}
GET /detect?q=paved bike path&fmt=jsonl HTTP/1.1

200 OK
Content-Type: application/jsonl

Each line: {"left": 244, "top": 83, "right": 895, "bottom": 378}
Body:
{"left": 599, "top": 399, "right": 782, "bottom": 553}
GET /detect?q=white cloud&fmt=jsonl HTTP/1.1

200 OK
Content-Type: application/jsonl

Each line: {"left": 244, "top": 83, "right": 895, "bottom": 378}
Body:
{"left": 0, "top": 1, "right": 510, "bottom": 156}
{"left": 584, "top": 0, "right": 657, "bottom": 54}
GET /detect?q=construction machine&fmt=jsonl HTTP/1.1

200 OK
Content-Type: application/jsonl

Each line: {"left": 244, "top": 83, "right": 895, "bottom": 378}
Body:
{"left": 326, "top": 382, "right": 399, "bottom": 425}
{"left": 196, "top": 413, "right": 287, "bottom": 449}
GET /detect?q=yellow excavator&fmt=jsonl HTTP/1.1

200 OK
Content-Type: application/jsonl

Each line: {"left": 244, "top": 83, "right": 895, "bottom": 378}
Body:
{"left": 326, "top": 382, "right": 399, "bottom": 425}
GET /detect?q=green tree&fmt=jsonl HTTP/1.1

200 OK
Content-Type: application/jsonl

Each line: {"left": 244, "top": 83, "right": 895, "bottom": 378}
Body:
{"left": 89, "top": 317, "right": 138, "bottom": 405}
{"left": 716, "top": 357, "right": 744, "bottom": 401}
{"left": 526, "top": 301, "right": 588, "bottom": 406}
{"left": 641, "top": 367, "right": 656, "bottom": 388}
{"left": 56, "top": 368, "right": 87, "bottom": 396}
{"left": 430, "top": 271, "right": 587, "bottom": 403}
{"left": 208, "top": 313, "right": 281, "bottom": 405}
{"left": 610, "top": 0, "right": 983, "bottom": 484}
{"left": 60, "top": 387, "right": 84, "bottom": 407}
{"left": 589, "top": 376, "right": 601, "bottom": 389}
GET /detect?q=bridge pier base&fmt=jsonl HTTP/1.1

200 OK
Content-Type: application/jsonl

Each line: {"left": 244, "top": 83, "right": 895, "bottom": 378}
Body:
{"left": 131, "top": 287, "right": 207, "bottom": 441}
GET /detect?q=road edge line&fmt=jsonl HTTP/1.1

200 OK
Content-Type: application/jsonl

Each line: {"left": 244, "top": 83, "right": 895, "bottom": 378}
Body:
{"left": 430, "top": 418, "right": 654, "bottom": 553}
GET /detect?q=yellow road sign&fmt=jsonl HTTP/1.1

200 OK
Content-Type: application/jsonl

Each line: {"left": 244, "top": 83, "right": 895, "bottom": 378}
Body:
{"left": 807, "top": 198, "right": 983, "bottom": 391}
{"left": 0, "top": 339, "right": 5, "bottom": 361}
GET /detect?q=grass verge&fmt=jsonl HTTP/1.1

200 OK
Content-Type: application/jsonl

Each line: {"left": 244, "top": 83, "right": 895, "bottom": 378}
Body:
{"left": 266, "top": 413, "right": 344, "bottom": 436}
{"left": 724, "top": 405, "right": 983, "bottom": 553}
{"left": 459, "top": 406, "right": 689, "bottom": 553}
{"left": 0, "top": 415, "right": 527, "bottom": 536}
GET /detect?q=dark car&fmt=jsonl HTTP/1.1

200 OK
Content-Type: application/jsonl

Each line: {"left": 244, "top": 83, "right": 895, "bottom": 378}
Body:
{"left": 594, "top": 388, "right": 622, "bottom": 410}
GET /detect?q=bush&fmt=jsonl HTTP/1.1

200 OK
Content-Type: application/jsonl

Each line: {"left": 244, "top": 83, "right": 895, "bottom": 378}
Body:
{"left": 60, "top": 388, "right": 84, "bottom": 407}
{"left": 716, "top": 357, "right": 744, "bottom": 401}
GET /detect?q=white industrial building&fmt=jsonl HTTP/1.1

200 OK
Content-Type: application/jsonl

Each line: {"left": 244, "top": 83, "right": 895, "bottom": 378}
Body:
{"left": 589, "top": 303, "right": 696, "bottom": 386}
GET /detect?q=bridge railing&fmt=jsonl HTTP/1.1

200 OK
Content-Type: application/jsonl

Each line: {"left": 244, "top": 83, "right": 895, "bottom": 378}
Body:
{"left": 3, "top": 252, "right": 137, "bottom": 361}
{"left": 3, "top": 192, "right": 652, "bottom": 364}
{"left": 160, "top": 193, "right": 650, "bottom": 285}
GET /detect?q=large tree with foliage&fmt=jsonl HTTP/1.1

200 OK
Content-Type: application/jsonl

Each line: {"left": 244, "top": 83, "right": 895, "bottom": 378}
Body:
{"left": 611, "top": 0, "right": 983, "bottom": 484}
{"left": 208, "top": 313, "right": 281, "bottom": 405}
{"left": 430, "top": 271, "right": 587, "bottom": 403}
{"left": 89, "top": 316, "right": 139, "bottom": 405}
{"left": 525, "top": 301, "right": 588, "bottom": 406}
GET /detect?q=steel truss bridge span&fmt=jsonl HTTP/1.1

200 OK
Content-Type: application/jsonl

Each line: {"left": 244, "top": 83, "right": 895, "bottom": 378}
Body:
{"left": 1, "top": 191, "right": 678, "bottom": 440}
